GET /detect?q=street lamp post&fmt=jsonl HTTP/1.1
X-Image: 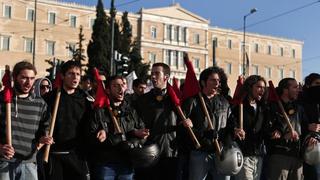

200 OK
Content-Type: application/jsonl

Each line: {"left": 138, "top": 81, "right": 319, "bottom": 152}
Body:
{"left": 242, "top": 8, "right": 257, "bottom": 76}
{"left": 110, "top": 0, "right": 116, "bottom": 75}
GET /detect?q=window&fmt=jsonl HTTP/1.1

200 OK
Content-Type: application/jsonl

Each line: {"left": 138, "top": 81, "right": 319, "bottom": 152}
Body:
{"left": 24, "top": 38, "right": 33, "bottom": 53}
{"left": 279, "top": 69, "right": 284, "bottom": 79}
{"left": 193, "top": 58, "right": 200, "bottom": 69}
{"left": 48, "top": 12, "right": 56, "bottom": 25}
{"left": 149, "top": 52, "right": 156, "bottom": 64}
{"left": 255, "top": 43, "right": 259, "bottom": 53}
{"left": 226, "top": 62, "right": 232, "bottom": 74}
{"left": 228, "top": 39, "right": 232, "bottom": 49}
{"left": 67, "top": 43, "right": 76, "bottom": 57}
{"left": 151, "top": 26, "right": 157, "bottom": 39}
{"left": 70, "top": 15, "right": 77, "bottom": 28}
{"left": 280, "top": 47, "right": 284, "bottom": 56}
{"left": 265, "top": 67, "right": 271, "bottom": 78}
{"left": 165, "top": 50, "right": 170, "bottom": 65}
{"left": 166, "top": 25, "right": 171, "bottom": 40}
{"left": 3, "top": 5, "right": 11, "bottom": 18}
{"left": 180, "top": 27, "right": 185, "bottom": 43}
{"left": 1, "top": 36, "right": 10, "bottom": 51}
{"left": 268, "top": 45, "right": 272, "bottom": 55}
{"left": 27, "top": 8, "right": 34, "bottom": 22}
{"left": 290, "top": 70, "right": 296, "bottom": 78}
{"left": 182, "top": 27, "right": 187, "bottom": 42}
{"left": 47, "top": 41, "right": 55, "bottom": 56}
{"left": 292, "top": 49, "right": 296, "bottom": 58}
{"left": 174, "top": 26, "right": 179, "bottom": 42}
{"left": 89, "top": 18, "right": 95, "bottom": 29}
{"left": 252, "top": 65, "right": 259, "bottom": 75}
{"left": 239, "top": 65, "right": 244, "bottom": 75}
{"left": 194, "top": 34, "right": 200, "bottom": 45}
{"left": 172, "top": 51, "right": 177, "bottom": 67}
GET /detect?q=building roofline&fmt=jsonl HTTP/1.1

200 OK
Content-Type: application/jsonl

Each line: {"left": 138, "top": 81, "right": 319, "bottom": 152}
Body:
{"left": 140, "top": 3, "right": 210, "bottom": 24}
{"left": 210, "top": 26, "right": 304, "bottom": 45}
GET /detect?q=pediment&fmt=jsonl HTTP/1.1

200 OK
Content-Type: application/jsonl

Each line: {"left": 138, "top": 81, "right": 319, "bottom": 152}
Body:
{"left": 141, "top": 4, "right": 209, "bottom": 24}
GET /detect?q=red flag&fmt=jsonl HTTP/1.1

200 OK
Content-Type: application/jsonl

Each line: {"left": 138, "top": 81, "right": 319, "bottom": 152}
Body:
{"left": 53, "top": 73, "right": 62, "bottom": 89}
{"left": 172, "top": 77, "right": 182, "bottom": 99}
{"left": 230, "top": 76, "right": 244, "bottom": 105}
{"left": 92, "top": 68, "right": 110, "bottom": 108}
{"left": 182, "top": 54, "right": 201, "bottom": 100}
{"left": 268, "top": 80, "right": 280, "bottom": 102}
{"left": 167, "top": 83, "right": 180, "bottom": 106}
{"left": 2, "top": 68, "right": 13, "bottom": 103}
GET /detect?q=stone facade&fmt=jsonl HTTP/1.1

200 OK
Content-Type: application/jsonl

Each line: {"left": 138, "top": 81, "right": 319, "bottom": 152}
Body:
{"left": 0, "top": 0, "right": 302, "bottom": 92}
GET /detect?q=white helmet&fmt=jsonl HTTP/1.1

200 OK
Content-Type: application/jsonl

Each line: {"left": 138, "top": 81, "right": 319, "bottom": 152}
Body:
{"left": 304, "top": 133, "right": 320, "bottom": 165}
{"left": 214, "top": 141, "right": 243, "bottom": 175}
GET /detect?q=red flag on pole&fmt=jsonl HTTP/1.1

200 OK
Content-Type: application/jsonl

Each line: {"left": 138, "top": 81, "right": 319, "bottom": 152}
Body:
{"left": 2, "top": 68, "right": 13, "bottom": 103}
{"left": 167, "top": 83, "right": 181, "bottom": 106}
{"left": 172, "top": 77, "right": 182, "bottom": 99}
{"left": 182, "top": 53, "right": 201, "bottom": 101}
{"left": 53, "top": 73, "right": 62, "bottom": 89}
{"left": 268, "top": 81, "right": 280, "bottom": 102}
{"left": 230, "top": 76, "right": 244, "bottom": 105}
{"left": 93, "top": 68, "right": 110, "bottom": 108}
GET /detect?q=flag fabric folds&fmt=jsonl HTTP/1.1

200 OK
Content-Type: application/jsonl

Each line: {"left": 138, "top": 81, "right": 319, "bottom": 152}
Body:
{"left": 182, "top": 55, "right": 201, "bottom": 101}
{"left": 268, "top": 81, "right": 280, "bottom": 102}
{"left": 2, "top": 69, "right": 13, "bottom": 103}
{"left": 230, "top": 76, "right": 244, "bottom": 105}
{"left": 93, "top": 68, "right": 110, "bottom": 108}
{"left": 167, "top": 83, "right": 181, "bottom": 106}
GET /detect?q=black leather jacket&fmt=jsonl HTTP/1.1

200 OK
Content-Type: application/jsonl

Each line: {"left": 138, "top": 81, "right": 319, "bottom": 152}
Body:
{"left": 88, "top": 99, "right": 144, "bottom": 164}
{"left": 180, "top": 93, "right": 232, "bottom": 152}
{"left": 267, "top": 100, "right": 308, "bottom": 157}
{"left": 136, "top": 88, "right": 179, "bottom": 158}
{"left": 231, "top": 99, "right": 269, "bottom": 156}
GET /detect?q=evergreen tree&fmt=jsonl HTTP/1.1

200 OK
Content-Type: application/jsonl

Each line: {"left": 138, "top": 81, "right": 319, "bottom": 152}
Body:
{"left": 45, "top": 58, "right": 64, "bottom": 82}
{"left": 119, "top": 11, "right": 132, "bottom": 56}
{"left": 129, "top": 40, "right": 150, "bottom": 80}
{"left": 87, "top": 0, "right": 110, "bottom": 76}
{"left": 69, "top": 25, "right": 86, "bottom": 74}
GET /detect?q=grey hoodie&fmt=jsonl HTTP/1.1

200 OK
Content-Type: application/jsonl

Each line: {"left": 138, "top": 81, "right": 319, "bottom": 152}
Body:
{"left": 34, "top": 78, "right": 52, "bottom": 98}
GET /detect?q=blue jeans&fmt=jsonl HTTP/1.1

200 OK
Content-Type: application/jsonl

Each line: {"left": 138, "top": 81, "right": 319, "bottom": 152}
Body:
{"left": 0, "top": 161, "right": 38, "bottom": 180}
{"left": 92, "top": 163, "right": 133, "bottom": 180}
{"left": 189, "top": 150, "right": 230, "bottom": 180}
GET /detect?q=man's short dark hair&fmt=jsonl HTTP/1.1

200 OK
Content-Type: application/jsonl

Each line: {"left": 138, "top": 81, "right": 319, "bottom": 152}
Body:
{"left": 60, "top": 60, "right": 81, "bottom": 75}
{"left": 304, "top": 73, "right": 320, "bottom": 87}
{"left": 81, "top": 75, "right": 93, "bottom": 82}
{"left": 105, "top": 75, "right": 123, "bottom": 89}
{"left": 133, "top": 79, "right": 146, "bottom": 88}
{"left": 277, "top": 78, "right": 296, "bottom": 96}
{"left": 12, "top": 61, "right": 37, "bottom": 78}
{"left": 152, "top": 63, "right": 170, "bottom": 76}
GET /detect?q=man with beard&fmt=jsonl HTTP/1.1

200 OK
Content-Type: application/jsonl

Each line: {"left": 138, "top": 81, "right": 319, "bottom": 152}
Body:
{"left": 44, "top": 61, "right": 92, "bottom": 180}
{"left": 233, "top": 75, "right": 268, "bottom": 180}
{"left": 0, "top": 61, "right": 53, "bottom": 180}
{"left": 88, "top": 75, "right": 149, "bottom": 180}
{"left": 267, "top": 78, "right": 308, "bottom": 180}
{"left": 136, "top": 63, "right": 191, "bottom": 180}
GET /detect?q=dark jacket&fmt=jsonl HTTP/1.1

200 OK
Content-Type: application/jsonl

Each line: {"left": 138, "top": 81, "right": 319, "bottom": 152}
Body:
{"left": 44, "top": 88, "right": 92, "bottom": 156}
{"left": 136, "top": 88, "right": 179, "bottom": 158}
{"left": 180, "top": 93, "right": 232, "bottom": 153}
{"left": 88, "top": 99, "right": 144, "bottom": 165}
{"left": 231, "top": 99, "right": 269, "bottom": 156}
{"left": 267, "top": 100, "right": 308, "bottom": 157}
